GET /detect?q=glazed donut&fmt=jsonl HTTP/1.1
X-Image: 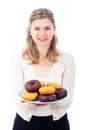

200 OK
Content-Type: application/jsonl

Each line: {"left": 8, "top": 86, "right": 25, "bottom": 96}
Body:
{"left": 55, "top": 88, "right": 67, "bottom": 99}
{"left": 39, "top": 94, "right": 57, "bottom": 102}
{"left": 24, "top": 80, "right": 41, "bottom": 92}
{"left": 46, "top": 82, "right": 62, "bottom": 89}
{"left": 22, "top": 91, "right": 38, "bottom": 101}
{"left": 40, "top": 81, "right": 45, "bottom": 87}
{"left": 39, "top": 86, "right": 56, "bottom": 95}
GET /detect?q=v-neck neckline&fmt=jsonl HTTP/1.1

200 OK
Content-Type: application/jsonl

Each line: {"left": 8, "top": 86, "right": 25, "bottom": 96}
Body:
{"left": 32, "top": 53, "right": 61, "bottom": 79}
{"left": 32, "top": 62, "right": 57, "bottom": 79}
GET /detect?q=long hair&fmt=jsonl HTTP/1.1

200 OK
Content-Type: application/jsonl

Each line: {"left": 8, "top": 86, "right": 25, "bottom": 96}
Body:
{"left": 22, "top": 8, "right": 59, "bottom": 64}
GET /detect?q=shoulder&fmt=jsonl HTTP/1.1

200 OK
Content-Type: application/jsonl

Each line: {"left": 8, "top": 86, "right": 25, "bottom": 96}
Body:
{"left": 58, "top": 51, "right": 75, "bottom": 66}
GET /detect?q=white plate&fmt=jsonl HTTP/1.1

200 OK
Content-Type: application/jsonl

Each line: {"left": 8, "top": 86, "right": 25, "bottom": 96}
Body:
{"left": 18, "top": 90, "right": 64, "bottom": 104}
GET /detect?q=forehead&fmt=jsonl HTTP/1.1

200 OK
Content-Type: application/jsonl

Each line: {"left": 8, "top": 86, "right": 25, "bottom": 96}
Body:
{"left": 31, "top": 18, "right": 53, "bottom": 27}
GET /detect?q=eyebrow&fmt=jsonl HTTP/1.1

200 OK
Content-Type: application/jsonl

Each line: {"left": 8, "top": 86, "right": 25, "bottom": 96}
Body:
{"left": 33, "top": 25, "right": 52, "bottom": 28}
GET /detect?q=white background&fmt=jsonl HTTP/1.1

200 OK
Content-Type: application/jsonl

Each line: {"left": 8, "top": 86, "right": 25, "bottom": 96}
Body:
{"left": 0, "top": 0, "right": 87, "bottom": 129}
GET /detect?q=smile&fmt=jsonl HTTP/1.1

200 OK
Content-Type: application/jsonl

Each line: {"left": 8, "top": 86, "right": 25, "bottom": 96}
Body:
{"left": 37, "top": 38, "right": 47, "bottom": 42}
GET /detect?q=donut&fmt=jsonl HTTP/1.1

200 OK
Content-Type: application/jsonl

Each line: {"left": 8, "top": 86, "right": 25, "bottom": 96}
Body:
{"left": 22, "top": 91, "right": 38, "bottom": 101}
{"left": 40, "top": 81, "right": 45, "bottom": 87}
{"left": 39, "top": 86, "right": 56, "bottom": 95}
{"left": 24, "top": 80, "right": 41, "bottom": 92}
{"left": 39, "top": 94, "right": 57, "bottom": 102}
{"left": 55, "top": 88, "right": 67, "bottom": 99}
{"left": 46, "top": 82, "right": 62, "bottom": 89}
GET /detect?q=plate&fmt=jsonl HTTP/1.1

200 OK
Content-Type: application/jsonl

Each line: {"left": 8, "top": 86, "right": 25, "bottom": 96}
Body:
{"left": 18, "top": 90, "right": 64, "bottom": 104}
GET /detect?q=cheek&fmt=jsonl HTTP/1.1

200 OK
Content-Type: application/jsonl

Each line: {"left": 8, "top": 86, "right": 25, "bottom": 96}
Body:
{"left": 31, "top": 35, "right": 36, "bottom": 42}
{"left": 31, "top": 30, "right": 37, "bottom": 36}
{"left": 31, "top": 32, "right": 37, "bottom": 41}
{"left": 48, "top": 32, "right": 54, "bottom": 39}
{"left": 48, "top": 30, "right": 55, "bottom": 36}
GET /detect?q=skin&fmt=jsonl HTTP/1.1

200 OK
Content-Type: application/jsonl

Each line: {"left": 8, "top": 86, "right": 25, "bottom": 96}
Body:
{"left": 30, "top": 18, "right": 56, "bottom": 60}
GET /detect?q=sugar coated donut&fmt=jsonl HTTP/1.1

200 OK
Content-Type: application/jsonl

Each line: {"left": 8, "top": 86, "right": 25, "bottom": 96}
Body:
{"left": 46, "top": 82, "right": 62, "bottom": 89}
{"left": 39, "top": 86, "right": 56, "bottom": 95}
{"left": 22, "top": 91, "right": 38, "bottom": 101}
{"left": 39, "top": 94, "right": 57, "bottom": 102}
{"left": 24, "top": 79, "right": 41, "bottom": 92}
{"left": 55, "top": 88, "right": 67, "bottom": 99}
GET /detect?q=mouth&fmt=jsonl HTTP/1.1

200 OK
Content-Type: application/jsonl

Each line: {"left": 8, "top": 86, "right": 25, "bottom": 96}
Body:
{"left": 37, "top": 38, "right": 48, "bottom": 42}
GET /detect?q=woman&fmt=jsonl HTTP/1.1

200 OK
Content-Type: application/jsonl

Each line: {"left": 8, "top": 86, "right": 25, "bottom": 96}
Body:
{"left": 12, "top": 8, "right": 75, "bottom": 130}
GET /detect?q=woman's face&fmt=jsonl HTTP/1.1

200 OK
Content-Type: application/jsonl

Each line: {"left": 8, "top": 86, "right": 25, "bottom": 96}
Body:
{"left": 30, "top": 18, "right": 56, "bottom": 48}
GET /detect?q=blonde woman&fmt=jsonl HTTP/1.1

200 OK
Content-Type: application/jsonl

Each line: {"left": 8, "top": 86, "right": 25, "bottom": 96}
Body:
{"left": 12, "top": 8, "right": 75, "bottom": 130}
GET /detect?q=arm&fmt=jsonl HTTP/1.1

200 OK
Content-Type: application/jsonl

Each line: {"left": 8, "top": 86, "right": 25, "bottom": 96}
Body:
{"left": 11, "top": 52, "right": 31, "bottom": 107}
{"left": 51, "top": 55, "right": 75, "bottom": 108}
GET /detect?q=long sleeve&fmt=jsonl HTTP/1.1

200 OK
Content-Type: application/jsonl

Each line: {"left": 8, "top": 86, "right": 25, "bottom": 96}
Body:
{"left": 51, "top": 53, "right": 75, "bottom": 109}
{"left": 11, "top": 52, "right": 31, "bottom": 107}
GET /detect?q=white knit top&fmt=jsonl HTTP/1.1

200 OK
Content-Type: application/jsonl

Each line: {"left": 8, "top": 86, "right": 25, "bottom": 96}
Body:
{"left": 11, "top": 51, "right": 75, "bottom": 121}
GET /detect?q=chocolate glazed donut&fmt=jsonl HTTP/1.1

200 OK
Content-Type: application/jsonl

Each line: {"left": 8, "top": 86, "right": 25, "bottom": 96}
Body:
{"left": 55, "top": 88, "right": 67, "bottom": 99}
{"left": 24, "top": 80, "right": 41, "bottom": 92}
{"left": 39, "top": 94, "right": 57, "bottom": 102}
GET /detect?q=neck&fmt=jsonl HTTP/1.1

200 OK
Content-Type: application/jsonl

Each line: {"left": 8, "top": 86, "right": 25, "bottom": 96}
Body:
{"left": 37, "top": 43, "right": 50, "bottom": 56}
{"left": 39, "top": 55, "right": 47, "bottom": 63}
{"left": 38, "top": 48, "right": 48, "bottom": 61}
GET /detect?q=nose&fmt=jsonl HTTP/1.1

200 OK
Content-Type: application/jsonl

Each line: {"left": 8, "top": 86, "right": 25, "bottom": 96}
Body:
{"left": 38, "top": 29, "right": 46, "bottom": 36}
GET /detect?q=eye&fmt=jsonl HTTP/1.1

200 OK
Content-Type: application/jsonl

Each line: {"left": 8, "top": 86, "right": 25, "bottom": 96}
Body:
{"left": 45, "top": 27, "right": 51, "bottom": 30}
{"left": 34, "top": 27, "right": 40, "bottom": 30}
{"left": 45, "top": 27, "right": 51, "bottom": 31}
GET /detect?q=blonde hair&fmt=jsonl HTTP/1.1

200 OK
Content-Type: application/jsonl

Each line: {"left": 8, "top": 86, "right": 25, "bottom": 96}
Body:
{"left": 22, "top": 8, "right": 59, "bottom": 64}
